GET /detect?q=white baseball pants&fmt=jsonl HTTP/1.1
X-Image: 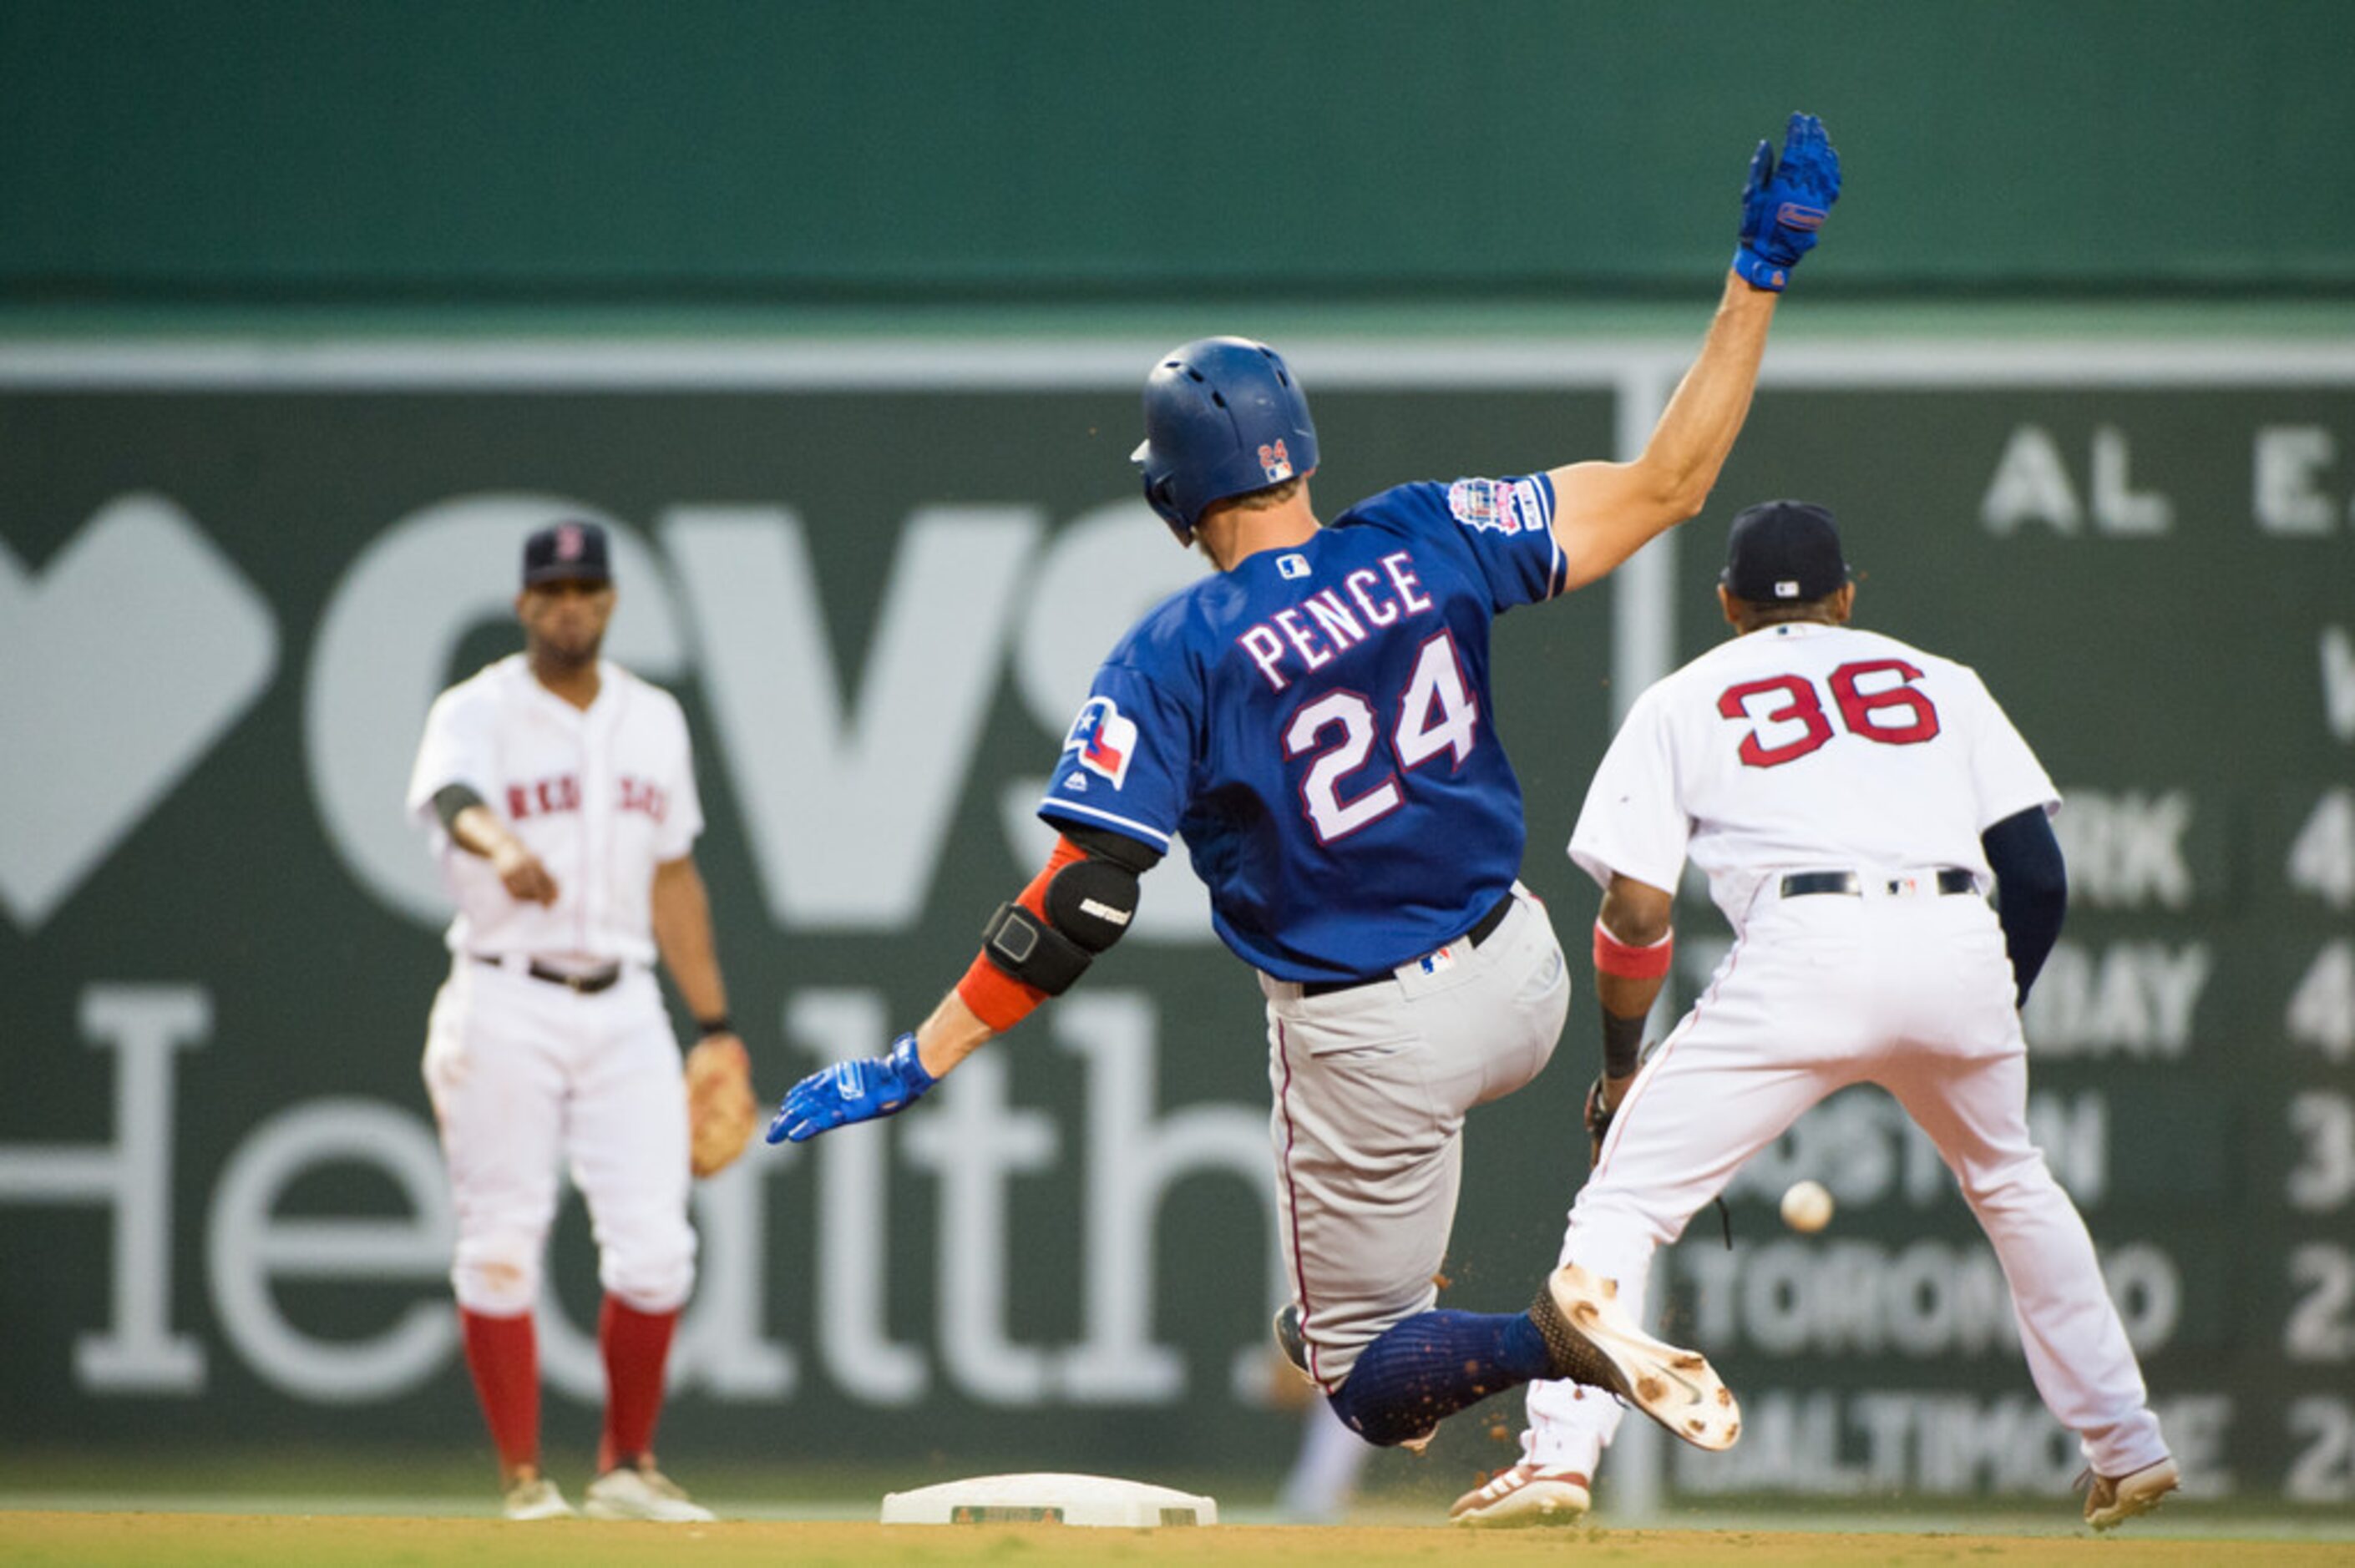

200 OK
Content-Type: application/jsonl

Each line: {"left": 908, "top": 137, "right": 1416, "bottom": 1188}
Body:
{"left": 1260, "top": 884, "right": 1571, "bottom": 1388}
{"left": 423, "top": 959, "right": 696, "bottom": 1317}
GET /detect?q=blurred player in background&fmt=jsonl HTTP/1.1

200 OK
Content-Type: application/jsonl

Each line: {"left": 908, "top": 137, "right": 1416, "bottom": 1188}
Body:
{"left": 408, "top": 521, "right": 757, "bottom": 1522}
{"left": 772, "top": 118, "right": 1841, "bottom": 1464}
{"left": 1462, "top": 501, "right": 2175, "bottom": 1530}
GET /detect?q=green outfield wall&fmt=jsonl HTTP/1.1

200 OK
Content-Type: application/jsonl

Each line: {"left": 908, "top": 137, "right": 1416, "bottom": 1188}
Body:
{"left": 3, "top": 0, "right": 2352, "bottom": 1518}
{"left": 3, "top": 0, "right": 2354, "bottom": 305}
{"left": 2, "top": 334, "right": 2351, "bottom": 1508}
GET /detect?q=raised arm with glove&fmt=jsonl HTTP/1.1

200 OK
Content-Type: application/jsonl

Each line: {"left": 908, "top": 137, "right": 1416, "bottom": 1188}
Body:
{"left": 1733, "top": 111, "right": 1841, "bottom": 293}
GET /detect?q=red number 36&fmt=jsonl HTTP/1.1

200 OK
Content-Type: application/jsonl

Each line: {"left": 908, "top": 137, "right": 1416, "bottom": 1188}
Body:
{"left": 1716, "top": 659, "right": 1941, "bottom": 768}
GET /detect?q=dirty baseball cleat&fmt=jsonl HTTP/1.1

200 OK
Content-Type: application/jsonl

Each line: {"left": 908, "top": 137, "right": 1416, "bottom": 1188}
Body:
{"left": 1449, "top": 1464, "right": 1592, "bottom": 1527}
{"left": 583, "top": 1462, "right": 717, "bottom": 1522}
{"left": 501, "top": 1473, "right": 575, "bottom": 1521}
{"left": 2081, "top": 1455, "right": 2179, "bottom": 1530}
{"left": 1530, "top": 1262, "right": 1740, "bottom": 1451}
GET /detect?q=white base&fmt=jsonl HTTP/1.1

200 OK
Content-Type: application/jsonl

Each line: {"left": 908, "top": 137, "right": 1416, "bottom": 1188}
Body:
{"left": 880, "top": 1471, "right": 1217, "bottom": 1527}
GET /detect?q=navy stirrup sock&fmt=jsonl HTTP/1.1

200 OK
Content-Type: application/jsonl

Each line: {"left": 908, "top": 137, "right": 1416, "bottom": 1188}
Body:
{"left": 1324, "top": 1308, "right": 1552, "bottom": 1447}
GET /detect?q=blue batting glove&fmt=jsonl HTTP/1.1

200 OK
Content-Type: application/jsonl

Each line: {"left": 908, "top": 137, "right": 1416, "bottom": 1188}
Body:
{"left": 1735, "top": 112, "right": 1841, "bottom": 291}
{"left": 765, "top": 1031, "right": 937, "bottom": 1144}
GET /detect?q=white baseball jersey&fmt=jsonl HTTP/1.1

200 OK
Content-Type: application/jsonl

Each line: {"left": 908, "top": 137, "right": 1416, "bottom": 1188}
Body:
{"left": 1521, "top": 618, "right": 2168, "bottom": 1487}
{"left": 406, "top": 655, "right": 703, "bottom": 964}
{"left": 1568, "top": 622, "right": 2057, "bottom": 923}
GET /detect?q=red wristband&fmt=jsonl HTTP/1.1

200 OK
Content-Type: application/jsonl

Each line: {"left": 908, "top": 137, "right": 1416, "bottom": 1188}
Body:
{"left": 1593, "top": 918, "right": 1674, "bottom": 980}
{"left": 956, "top": 954, "right": 1046, "bottom": 1032}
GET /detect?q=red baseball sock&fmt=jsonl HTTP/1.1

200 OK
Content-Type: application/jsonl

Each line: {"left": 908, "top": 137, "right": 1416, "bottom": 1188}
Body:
{"left": 597, "top": 1296, "right": 680, "bottom": 1473}
{"left": 458, "top": 1308, "right": 539, "bottom": 1479}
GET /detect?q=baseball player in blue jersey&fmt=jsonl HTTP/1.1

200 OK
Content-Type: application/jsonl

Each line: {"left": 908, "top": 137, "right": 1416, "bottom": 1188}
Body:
{"left": 772, "top": 115, "right": 1841, "bottom": 1459}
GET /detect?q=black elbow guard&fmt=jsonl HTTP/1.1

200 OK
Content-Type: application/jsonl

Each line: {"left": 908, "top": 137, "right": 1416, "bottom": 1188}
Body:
{"left": 1043, "top": 856, "right": 1140, "bottom": 953}
{"left": 432, "top": 783, "right": 487, "bottom": 832}
{"left": 977, "top": 856, "right": 1143, "bottom": 994}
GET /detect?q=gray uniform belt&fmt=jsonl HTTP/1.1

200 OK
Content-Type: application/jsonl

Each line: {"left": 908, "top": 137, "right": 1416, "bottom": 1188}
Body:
{"left": 472, "top": 954, "right": 625, "bottom": 994}
{"left": 1779, "top": 867, "right": 1977, "bottom": 898}
{"left": 1299, "top": 891, "right": 1517, "bottom": 998}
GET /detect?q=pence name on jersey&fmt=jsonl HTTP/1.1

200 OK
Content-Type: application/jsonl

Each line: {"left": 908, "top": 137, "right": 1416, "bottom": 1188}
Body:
{"left": 407, "top": 654, "right": 704, "bottom": 963}
{"left": 1571, "top": 620, "right": 2056, "bottom": 935}
{"left": 1041, "top": 476, "right": 1567, "bottom": 985}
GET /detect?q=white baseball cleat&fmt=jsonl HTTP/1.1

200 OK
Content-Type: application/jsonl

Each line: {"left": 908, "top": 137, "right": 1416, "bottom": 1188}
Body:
{"left": 1448, "top": 1464, "right": 1592, "bottom": 1527}
{"left": 2081, "top": 1455, "right": 2180, "bottom": 1531}
{"left": 583, "top": 1463, "right": 717, "bottom": 1522}
{"left": 500, "top": 1474, "right": 576, "bottom": 1520}
{"left": 1531, "top": 1262, "right": 1740, "bottom": 1451}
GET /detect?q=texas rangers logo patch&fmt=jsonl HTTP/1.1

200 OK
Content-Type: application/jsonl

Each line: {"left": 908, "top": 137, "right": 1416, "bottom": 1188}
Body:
{"left": 1063, "top": 696, "right": 1138, "bottom": 789}
{"left": 1447, "top": 478, "right": 1525, "bottom": 535}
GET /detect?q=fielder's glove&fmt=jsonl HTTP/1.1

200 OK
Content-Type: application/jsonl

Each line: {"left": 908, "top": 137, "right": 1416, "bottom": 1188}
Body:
{"left": 1583, "top": 1075, "right": 1617, "bottom": 1166}
{"left": 766, "top": 1030, "right": 936, "bottom": 1144}
{"left": 685, "top": 1034, "right": 760, "bottom": 1178}
{"left": 1735, "top": 111, "right": 1841, "bottom": 292}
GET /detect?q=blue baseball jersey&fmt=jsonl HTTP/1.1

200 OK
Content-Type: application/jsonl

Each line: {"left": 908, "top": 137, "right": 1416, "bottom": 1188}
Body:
{"left": 1039, "top": 475, "right": 1567, "bottom": 983}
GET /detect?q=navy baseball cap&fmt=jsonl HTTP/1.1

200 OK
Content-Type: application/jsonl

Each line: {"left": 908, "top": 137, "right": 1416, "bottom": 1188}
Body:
{"left": 521, "top": 520, "right": 612, "bottom": 587}
{"left": 1719, "top": 500, "right": 1848, "bottom": 602}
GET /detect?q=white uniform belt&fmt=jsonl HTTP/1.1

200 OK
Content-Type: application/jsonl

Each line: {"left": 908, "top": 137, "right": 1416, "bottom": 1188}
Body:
{"left": 1778, "top": 867, "right": 1978, "bottom": 899}
{"left": 470, "top": 953, "right": 626, "bottom": 994}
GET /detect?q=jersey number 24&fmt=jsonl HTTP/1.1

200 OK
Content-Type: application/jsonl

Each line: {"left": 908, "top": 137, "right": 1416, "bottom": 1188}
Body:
{"left": 1284, "top": 633, "right": 1478, "bottom": 843}
{"left": 1717, "top": 658, "right": 1941, "bottom": 768}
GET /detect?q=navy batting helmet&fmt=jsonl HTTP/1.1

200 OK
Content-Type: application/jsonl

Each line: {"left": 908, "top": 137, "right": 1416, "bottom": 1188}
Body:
{"left": 1131, "top": 336, "right": 1319, "bottom": 544}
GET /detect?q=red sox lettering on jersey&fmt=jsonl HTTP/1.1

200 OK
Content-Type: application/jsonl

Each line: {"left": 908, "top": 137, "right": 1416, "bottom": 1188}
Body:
{"left": 509, "top": 775, "right": 583, "bottom": 820}
{"left": 504, "top": 773, "right": 673, "bottom": 825}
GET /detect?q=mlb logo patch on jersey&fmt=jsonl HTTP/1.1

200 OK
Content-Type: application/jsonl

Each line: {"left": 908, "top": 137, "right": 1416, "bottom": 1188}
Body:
{"left": 1447, "top": 478, "right": 1526, "bottom": 536}
{"left": 1277, "top": 552, "right": 1311, "bottom": 579}
{"left": 1063, "top": 696, "right": 1138, "bottom": 789}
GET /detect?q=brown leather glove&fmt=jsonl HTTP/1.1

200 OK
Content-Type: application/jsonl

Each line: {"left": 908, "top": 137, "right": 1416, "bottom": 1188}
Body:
{"left": 685, "top": 1034, "right": 758, "bottom": 1178}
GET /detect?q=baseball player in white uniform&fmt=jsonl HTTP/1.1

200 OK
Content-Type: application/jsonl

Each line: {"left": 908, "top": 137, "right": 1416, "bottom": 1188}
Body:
{"left": 1455, "top": 501, "right": 2177, "bottom": 1532}
{"left": 407, "top": 520, "right": 738, "bottom": 1523}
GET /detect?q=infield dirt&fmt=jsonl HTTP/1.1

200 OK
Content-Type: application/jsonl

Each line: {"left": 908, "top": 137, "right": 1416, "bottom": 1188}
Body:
{"left": 6, "top": 1513, "right": 2352, "bottom": 1568}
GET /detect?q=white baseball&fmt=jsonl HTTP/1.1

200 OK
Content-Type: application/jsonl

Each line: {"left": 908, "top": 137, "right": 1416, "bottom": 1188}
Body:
{"left": 1780, "top": 1179, "right": 1835, "bottom": 1233}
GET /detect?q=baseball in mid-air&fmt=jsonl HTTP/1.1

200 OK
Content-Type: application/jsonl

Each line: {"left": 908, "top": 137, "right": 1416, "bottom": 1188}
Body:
{"left": 1780, "top": 1179, "right": 1835, "bottom": 1233}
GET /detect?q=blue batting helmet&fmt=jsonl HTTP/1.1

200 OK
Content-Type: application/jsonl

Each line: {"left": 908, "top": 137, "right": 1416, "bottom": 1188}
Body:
{"left": 1131, "top": 336, "right": 1319, "bottom": 544}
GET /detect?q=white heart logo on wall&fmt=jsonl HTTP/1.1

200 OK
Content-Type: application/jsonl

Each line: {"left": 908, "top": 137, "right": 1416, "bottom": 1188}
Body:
{"left": 0, "top": 493, "right": 278, "bottom": 932}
